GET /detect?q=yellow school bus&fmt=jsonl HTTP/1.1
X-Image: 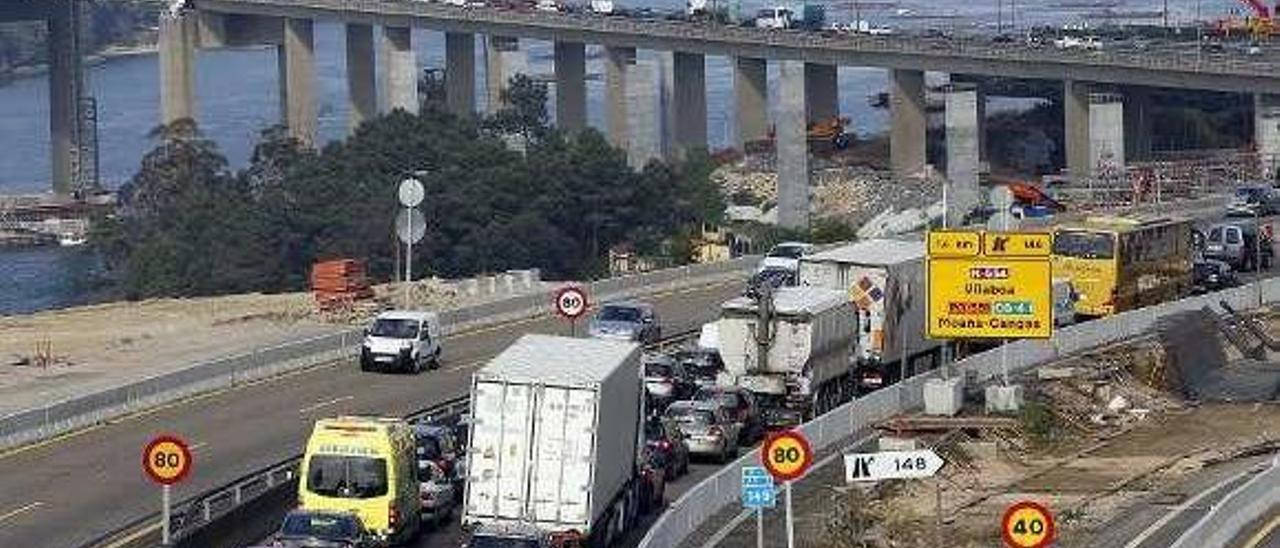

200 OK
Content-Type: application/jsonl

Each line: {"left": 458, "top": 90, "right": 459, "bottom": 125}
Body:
{"left": 1051, "top": 216, "right": 1194, "bottom": 317}
{"left": 299, "top": 417, "right": 421, "bottom": 545}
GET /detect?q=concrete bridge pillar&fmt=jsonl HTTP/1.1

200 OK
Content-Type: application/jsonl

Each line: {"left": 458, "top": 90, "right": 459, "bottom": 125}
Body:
{"left": 1064, "top": 80, "right": 1091, "bottom": 181}
{"left": 734, "top": 56, "right": 767, "bottom": 149}
{"left": 278, "top": 18, "right": 316, "bottom": 146}
{"left": 554, "top": 41, "right": 587, "bottom": 132}
{"left": 804, "top": 63, "right": 838, "bottom": 124}
{"left": 445, "top": 32, "right": 475, "bottom": 117}
{"left": 49, "top": 0, "right": 84, "bottom": 196}
{"left": 672, "top": 52, "right": 707, "bottom": 158}
{"left": 1089, "top": 92, "right": 1125, "bottom": 175}
{"left": 626, "top": 60, "right": 662, "bottom": 169}
{"left": 1256, "top": 94, "right": 1280, "bottom": 180}
{"left": 485, "top": 36, "right": 526, "bottom": 114}
{"left": 1124, "top": 86, "right": 1153, "bottom": 161}
{"left": 776, "top": 60, "right": 810, "bottom": 230}
{"left": 159, "top": 12, "right": 197, "bottom": 129}
{"left": 382, "top": 26, "right": 418, "bottom": 115}
{"left": 345, "top": 23, "right": 376, "bottom": 133}
{"left": 605, "top": 46, "right": 636, "bottom": 149}
{"left": 890, "top": 69, "right": 927, "bottom": 178}
{"left": 944, "top": 83, "right": 980, "bottom": 226}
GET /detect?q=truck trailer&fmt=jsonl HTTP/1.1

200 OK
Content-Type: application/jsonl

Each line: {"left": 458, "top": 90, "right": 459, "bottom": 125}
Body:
{"left": 462, "top": 334, "right": 653, "bottom": 547}
{"left": 718, "top": 285, "right": 858, "bottom": 427}
{"left": 798, "top": 239, "right": 942, "bottom": 393}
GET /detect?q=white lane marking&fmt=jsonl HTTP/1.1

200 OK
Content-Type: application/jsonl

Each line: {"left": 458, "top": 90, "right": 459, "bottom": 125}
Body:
{"left": 442, "top": 360, "right": 486, "bottom": 372}
{"left": 299, "top": 395, "right": 354, "bottom": 414}
{"left": 1123, "top": 462, "right": 1262, "bottom": 548}
{"left": 189, "top": 442, "right": 207, "bottom": 453}
{"left": 0, "top": 501, "right": 44, "bottom": 524}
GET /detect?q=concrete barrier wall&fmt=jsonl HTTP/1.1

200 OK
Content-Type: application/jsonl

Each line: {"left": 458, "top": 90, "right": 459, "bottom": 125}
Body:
{"left": 0, "top": 256, "right": 757, "bottom": 452}
{"left": 638, "top": 277, "right": 1280, "bottom": 548}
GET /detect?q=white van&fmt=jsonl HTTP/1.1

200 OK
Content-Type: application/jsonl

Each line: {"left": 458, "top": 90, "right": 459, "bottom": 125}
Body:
{"left": 360, "top": 311, "right": 442, "bottom": 373}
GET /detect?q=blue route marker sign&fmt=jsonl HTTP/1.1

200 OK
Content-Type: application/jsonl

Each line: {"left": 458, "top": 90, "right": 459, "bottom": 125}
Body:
{"left": 741, "top": 465, "right": 776, "bottom": 509}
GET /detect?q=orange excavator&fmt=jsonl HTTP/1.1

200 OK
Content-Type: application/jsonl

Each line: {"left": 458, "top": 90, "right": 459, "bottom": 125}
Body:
{"left": 751, "top": 116, "right": 853, "bottom": 154}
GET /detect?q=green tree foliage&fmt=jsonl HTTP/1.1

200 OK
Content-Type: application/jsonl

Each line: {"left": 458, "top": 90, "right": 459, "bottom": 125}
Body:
{"left": 97, "top": 77, "right": 726, "bottom": 298}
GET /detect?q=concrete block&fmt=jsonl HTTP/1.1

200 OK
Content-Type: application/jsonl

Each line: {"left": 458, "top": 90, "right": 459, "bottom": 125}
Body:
{"left": 985, "top": 384, "right": 1024, "bottom": 413}
{"left": 924, "top": 377, "right": 964, "bottom": 416}
{"left": 879, "top": 436, "right": 919, "bottom": 452}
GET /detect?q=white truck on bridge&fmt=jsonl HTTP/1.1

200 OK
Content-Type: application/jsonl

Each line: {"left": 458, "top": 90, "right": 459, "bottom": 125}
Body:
{"left": 462, "top": 334, "right": 657, "bottom": 547}
{"left": 799, "top": 239, "right": 942, "bottom": 393}
{"left": 718, "top": 285, "right": 858, "bottom": 427}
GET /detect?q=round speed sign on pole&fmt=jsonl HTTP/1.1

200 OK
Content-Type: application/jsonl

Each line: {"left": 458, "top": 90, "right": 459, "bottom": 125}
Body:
{"left": 761, "top": 430, "right": 812, "bottom": 548}
{"left": 553, "top": 286, "right": 589, "bottom": 337}
{"left": 144, "top": 434, "right": 193, "bottom": 546}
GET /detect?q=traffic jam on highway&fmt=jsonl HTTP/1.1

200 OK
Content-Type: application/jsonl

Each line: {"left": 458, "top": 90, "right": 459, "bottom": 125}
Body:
{"left": 211, "top": 198, "right": 1280, "bottom": 548}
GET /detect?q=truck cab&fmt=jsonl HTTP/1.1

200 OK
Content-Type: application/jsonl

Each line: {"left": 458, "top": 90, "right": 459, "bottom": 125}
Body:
{"left": 755, "top": 7, "right": 794, "bottom": 29}
{"left": 360, "top": 311, "right": 442, "bottom": 373}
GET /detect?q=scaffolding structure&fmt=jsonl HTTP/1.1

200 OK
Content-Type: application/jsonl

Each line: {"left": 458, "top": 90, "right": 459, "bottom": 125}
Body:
{"left": 1051, "top": 150, "right": 1269, "bottom": 210}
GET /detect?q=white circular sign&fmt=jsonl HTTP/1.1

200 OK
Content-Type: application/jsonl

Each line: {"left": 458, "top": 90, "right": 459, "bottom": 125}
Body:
{"left": 554, "top": 287, "right": 589, "bottom": 319}
{"left": 396, "top": 208, "right": 426, "bottom": 244}
{"left": 398, "top": 178, "right": 425, "bottom": 208}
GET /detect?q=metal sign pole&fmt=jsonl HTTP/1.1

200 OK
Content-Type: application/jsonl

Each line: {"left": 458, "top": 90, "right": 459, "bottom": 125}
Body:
{"left": 785, "top": 481, "right": 795, "bottom": 548}
{"left": 404, "top": 206, "right": 412, "bottom": 309}
{"left": 161, "top": 484, "right": 171, "bottom": 545}
{"left": 757, "top": 507, "right": 764, "bottom": 548}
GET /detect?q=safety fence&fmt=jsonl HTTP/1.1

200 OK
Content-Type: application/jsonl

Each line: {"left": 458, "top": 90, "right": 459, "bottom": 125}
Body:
{"left": 0, "top": 255, "right": 757, "bottom": 452}
{"left": 638, "top": 277, "right": 1280, "bottom": 548}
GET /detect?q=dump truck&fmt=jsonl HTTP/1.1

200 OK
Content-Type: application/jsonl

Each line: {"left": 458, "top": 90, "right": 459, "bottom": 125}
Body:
{"left": 462, "top": 334, "right": 658, "bottom": 547}
{"left": 717, "top": 285, "right": 858, "bottom": 427}
{"left": 798, "top": 239, "right": 941, "bottom": 393}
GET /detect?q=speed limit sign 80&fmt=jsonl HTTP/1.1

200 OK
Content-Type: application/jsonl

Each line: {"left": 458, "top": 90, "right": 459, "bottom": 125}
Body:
{"left": 554, "top": 286, "right": 589, "bottom": 320}
{"left": 761, "top": 430, "right": 813, "bottom": 482}
{"left": 143, "top": 435, "right": 193, "bottom": 486}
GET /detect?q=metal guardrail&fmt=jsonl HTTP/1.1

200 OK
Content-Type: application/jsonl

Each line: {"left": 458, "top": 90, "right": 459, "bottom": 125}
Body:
{"left": 0, "top": 255, "right": 757, "bottom": 452}
{"left": 201, "top": 0, "right": 1280, "bottom": 83}
{"left": 638, "top": 276, "right": 1280, "bottom": 548}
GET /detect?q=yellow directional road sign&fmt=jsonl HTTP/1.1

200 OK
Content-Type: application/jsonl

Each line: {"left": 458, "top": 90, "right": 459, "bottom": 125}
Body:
{"left": 927, "top": 230, "right": 1053, "bottom": 339}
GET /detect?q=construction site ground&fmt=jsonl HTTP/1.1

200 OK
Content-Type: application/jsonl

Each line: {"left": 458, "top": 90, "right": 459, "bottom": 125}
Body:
{"left": 0, "top": 277, "right": 546, "bottom": 417}
{"left": 703, "top": 307, "right": 1280, "bottom": 547}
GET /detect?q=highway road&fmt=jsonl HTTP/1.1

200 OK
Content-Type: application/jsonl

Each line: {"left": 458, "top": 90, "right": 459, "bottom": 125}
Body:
{"left": 1239, "top": 506, "right": 1280, "bottom": 548}
{"left": 0, "top": 279, "right": 745, "bottom": 548}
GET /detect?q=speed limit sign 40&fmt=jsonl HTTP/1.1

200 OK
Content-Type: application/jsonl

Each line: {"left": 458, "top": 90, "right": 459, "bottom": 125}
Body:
{"left": 143, "top": 434, "right": 193, "bottom": 486}
{"left": 1002, "top": 500, "right": 1055, "bottom": 548}
{"left": 554, "top": 286, "right": 589, "bottom": 320}
{"left": 761, "top": 430, "right": 813, "bottom": 482}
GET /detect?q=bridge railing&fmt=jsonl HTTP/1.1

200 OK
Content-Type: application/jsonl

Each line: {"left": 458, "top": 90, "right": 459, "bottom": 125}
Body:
{"left": 247, "top": 0, "right": 1280, "bottom": 78}
{"left": 638, "top": 277, "right": 1280, "bottom": 548}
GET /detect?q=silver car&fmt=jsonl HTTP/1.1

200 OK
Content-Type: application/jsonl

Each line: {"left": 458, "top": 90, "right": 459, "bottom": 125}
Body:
{"left": 663, "top": 401, "right": 740, "bottom": 463}
{"left": 587, "top": 302, "right": 661, "bottom": 344}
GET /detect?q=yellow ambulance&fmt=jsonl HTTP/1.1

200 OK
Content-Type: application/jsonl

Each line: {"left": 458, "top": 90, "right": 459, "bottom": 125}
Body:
{"left": 299, "top": 417, "right": 421, "bottom": 545}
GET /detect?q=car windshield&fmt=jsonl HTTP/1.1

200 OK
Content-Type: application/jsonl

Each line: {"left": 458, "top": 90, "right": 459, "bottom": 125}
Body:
{"left": 767, "top": 245, "right": 805, "bottom": 259}
{"left": 306, "top": 455, "right": 388, "bottom": 499}
{"left": 645, "top": 421, "right": 666, "bottom": 440}
{"left": 667, "top": 407, "right": 715, "bottom": 426}
{"left": 416, "top": 435, "right": 442, "bottom": 460}
{"left": 598, "top": 306, "right": 641, "bottom": 322}
{"left": 280, "top": 513, "right": 359, "bottom": 540}
{"left": 1227, "top": 229, "right": 1242, "bottom": 245}
{"left": 1053, "top": 230, "right": 1115, "bottom": 259}
{"left": 1236, "top": 188, "right": 1265, "bottom": 202}
{"left": 698, "top": 390, "right": 741, "bottom": 409}
{"left": 369, "top": 318, "right": 418, "bottom": 339}
{"left": 468, "top": 536, "right": 543, "bottom": 548}
{"left": 645, "top": 363, "right": 673, "bottom": 377}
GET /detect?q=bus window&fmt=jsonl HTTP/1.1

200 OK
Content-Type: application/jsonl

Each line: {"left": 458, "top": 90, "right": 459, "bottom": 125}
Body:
{"left": 1054, "top": 231, "right": 1115, "bottom": 260}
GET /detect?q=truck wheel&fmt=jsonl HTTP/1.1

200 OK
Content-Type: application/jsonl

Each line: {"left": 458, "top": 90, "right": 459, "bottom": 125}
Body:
{"left": 430, "top": 348, "right": 442, "bottom": 369}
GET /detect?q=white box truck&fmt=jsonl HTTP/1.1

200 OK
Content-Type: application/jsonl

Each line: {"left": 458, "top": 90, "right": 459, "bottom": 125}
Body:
{"left": 462, "top": 334, "right": 655, "bottom": 547}
{"left": 799, "top": 239, "right": 942, "bottom": 393}
{"left": 718, "top": 286, "right": 858, "bottom": 426}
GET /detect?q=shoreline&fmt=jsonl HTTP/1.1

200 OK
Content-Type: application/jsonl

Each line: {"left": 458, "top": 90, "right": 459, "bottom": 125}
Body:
{"left": 0, "top": 40, "right": 158, "bottom": 86}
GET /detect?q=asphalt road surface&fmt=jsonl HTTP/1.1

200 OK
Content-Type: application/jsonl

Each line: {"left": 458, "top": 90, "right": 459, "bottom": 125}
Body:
{"left": 0, "top": 279, "right": 744, "bottom": 548}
